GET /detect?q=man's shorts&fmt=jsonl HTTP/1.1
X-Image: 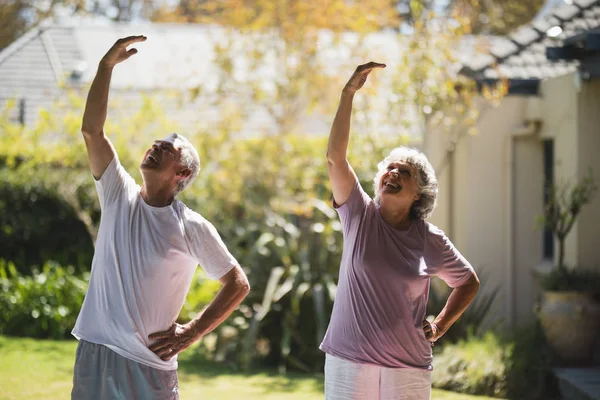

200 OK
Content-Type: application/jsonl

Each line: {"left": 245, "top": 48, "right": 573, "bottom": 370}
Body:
{"left": 71, "top": 340, "right": 179, "bottom": 400}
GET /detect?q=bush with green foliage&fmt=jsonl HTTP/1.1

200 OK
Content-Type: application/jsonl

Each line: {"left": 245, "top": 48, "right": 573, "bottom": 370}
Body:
{"left": 0, "top": 259, "right": 88, "bottom": 339}
{"left": 503, "top": 323, "right": 559, "bottom": 400}
{"left": 432, "top": 331, "right": 509, "bottom": 397}
{"left": 0, "top": 173, "right": 95, "bottom": 275}
{"left": 432, "top": 323, "right": 560, "bottom": 400}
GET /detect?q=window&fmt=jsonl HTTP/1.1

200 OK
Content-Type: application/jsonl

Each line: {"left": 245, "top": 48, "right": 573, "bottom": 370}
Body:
{"left": 542, "top": 139, "right": 554, "bottom": 260}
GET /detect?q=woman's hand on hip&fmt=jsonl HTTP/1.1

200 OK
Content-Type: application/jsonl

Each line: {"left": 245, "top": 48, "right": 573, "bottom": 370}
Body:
{"left": 423, "top": 319, "right": 442, "bottom": 344}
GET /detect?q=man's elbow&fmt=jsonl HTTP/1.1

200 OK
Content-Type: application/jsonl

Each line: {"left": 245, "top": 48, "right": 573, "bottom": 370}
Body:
{"left": 238, "top": 278, "right": 250, "bottom": 297}
{"left": 234, "top": 273, "right": 250, "bottom": 298}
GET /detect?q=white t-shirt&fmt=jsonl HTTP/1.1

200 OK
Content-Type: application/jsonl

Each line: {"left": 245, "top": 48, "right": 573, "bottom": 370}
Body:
{"left": 72, "top": 156, "right": 238, "bottom": 371}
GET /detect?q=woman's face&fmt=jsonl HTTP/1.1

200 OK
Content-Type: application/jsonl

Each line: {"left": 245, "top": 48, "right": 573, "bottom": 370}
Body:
{"left": 378, "top": 160, "right": 421, "bottom": 210}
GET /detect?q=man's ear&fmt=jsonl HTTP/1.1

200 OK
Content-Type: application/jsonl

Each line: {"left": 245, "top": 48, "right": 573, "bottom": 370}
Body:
{"left": 177, "top": 168, "right": 192, "bottom": 179}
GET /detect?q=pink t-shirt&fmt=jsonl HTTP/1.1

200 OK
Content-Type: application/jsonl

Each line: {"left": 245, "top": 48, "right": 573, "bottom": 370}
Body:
{"left": 320, "top": 179, "right": 474, "bottom": 370}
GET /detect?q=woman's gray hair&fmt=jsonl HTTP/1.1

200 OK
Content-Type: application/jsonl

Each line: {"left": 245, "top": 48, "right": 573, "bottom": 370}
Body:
{"left": 173, "top": 133, "right": 200, "bottom": 196}
{"left": 373, "top": 146, "right": 438, "bottom": 220}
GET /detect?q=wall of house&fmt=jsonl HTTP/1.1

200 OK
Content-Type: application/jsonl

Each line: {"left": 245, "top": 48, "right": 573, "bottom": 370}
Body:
{"left": 511, "top": 134, "right": 544, "bottom": 327}
{"left": 427, "top": 95, "right": 539, "bottom": 329}
{"left": 539, "top": 73, "right": 580, "bottom": 268}
{"left": 538, "top": 72, "right": 600, "bottom": 272}
{"left": 576, "top": 78, "right": 600, "bottom": 271}
{"left": 429, "top": 72, "right": 600, "bottom": 330}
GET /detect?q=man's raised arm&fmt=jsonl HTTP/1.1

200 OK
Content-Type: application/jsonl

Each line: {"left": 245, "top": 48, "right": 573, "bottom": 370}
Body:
{"left": 81, "top": 35, "right": 146, "bottom": 179}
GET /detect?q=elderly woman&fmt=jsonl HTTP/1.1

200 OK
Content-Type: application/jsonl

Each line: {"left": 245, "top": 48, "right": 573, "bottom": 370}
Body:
{"left": 320, "top": 62, "right": 480, "bottom": 400}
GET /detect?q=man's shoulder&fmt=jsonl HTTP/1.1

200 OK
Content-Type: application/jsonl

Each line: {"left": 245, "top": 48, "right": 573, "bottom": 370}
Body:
{"left": 175, "top": 201, "right": 210, "bottom": 229}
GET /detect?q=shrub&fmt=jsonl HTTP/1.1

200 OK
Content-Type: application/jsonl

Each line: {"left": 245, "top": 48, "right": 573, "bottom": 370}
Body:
{"left": 432, "top": 331, "right": 509, "bottom": 397}
{"left": 503, "top": 323, "right": 559, "bottom": 400}
{"left": 0, "top": 174, "right": 95, "bottom": 275}
{"left": 0, "top": 259, "right": 88, "bottom": 339}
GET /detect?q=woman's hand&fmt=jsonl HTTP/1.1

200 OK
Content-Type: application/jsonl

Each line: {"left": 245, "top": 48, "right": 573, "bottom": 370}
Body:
{"left": 343, "top": 62, "right": 386, "bottom": 94}
{"left": 423, "top": 319, "right": 442, "bottom": 344}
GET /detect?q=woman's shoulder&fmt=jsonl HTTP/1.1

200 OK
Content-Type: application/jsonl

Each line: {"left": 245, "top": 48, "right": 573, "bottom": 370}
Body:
{"left": 422, "top": 221, "right": 449, "bottom": 245}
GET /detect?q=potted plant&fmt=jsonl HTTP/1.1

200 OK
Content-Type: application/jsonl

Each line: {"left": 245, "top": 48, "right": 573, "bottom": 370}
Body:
{"left": 536, "top": 171, "right": 600, "bottom": 365}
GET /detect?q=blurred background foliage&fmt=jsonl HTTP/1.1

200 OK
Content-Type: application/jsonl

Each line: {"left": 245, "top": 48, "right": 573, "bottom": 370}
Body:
{"left": 0, "top": 0, "right": 546, "bottom": 51}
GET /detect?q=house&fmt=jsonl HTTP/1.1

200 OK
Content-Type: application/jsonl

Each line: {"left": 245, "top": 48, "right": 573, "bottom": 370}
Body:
{"left": 0, "top": 21, "right": 411, "bottom": 137}
{"left": 427, "top": 0, "right": 600, "bottom": 329}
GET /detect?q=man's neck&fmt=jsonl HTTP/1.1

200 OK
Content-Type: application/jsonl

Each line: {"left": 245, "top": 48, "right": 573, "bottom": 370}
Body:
{"left": 140, "top": 184, "right": 175, "bottom": 207}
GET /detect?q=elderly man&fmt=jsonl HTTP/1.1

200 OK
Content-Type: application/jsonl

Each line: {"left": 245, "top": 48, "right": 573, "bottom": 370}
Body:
{"left": 71, "top": 35, "right": 250, "bottom": 399}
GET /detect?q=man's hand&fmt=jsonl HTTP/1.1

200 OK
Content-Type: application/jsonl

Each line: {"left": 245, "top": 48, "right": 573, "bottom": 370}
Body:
{"left": 100, "top": 35, "right": 147, "bottom": 69}
{"left": 343, "top": 62, "right": 386, "bottom": 94}
{"left": 148, "top": 322, "right": 198, "bottom": 361}
{"left": 423, "top": 319, "right": 442, "bottom": 344}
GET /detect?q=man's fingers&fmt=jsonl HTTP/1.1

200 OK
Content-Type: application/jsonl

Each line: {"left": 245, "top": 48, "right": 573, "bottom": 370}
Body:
{"left": 160, "top": 348, "right": 178, "bottom": 361}
{"left": 117, "top": 35, "right": 147, "bottom": 46}
{"left": 149, "top": 341, "right": 169, "bottom": 352}
{"left": 148, "top": 330, "right": 170, "bottom": 340}
{"left": 124, "top": 48, "right": 138, "bottom": 60}
{"left": 357, "top": 62, "right": 386, "bottom": 72}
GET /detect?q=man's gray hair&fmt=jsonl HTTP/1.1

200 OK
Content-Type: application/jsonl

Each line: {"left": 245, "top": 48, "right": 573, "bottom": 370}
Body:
{"left": 373, "top": 146, "right": 438, "bottom": 220}
{"left": 173, "top": 133, "right": 200, "bottom": 196}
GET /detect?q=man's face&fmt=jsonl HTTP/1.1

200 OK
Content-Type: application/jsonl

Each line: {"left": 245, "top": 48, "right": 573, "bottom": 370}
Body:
{"left": 140, "top": 134, "right": 184, "bottom": 185}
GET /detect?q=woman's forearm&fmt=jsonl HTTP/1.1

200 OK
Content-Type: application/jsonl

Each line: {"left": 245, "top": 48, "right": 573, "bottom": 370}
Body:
{"left": 327, "top": 90, "right": 355, "bottom": 164}
{"left": 433, "top": 274, "right": 480, "bottom": 336}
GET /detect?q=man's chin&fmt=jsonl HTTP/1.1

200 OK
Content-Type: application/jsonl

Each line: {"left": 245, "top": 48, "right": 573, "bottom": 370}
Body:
{"left": 140, "top": 162, "right": 157, "bottom": 170}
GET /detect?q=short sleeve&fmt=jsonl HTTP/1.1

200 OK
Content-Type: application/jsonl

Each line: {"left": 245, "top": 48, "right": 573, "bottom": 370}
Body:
{"left": 424, "top": 224, "right": 474, "bottom": 288}
{"left": 334, "top": 177, "right": 372, "bottom": 233}
{"left": 187, "top": 216, "right": 238, "bottom": 280}
{"left": 94, "top": 155, "right": 138, "bottom": 209}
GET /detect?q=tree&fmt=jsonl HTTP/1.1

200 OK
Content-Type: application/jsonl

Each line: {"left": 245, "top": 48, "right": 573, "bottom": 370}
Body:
{"left": 449, "top": 0, "right": 546, "bottom": 35}
{"left": 0, "top": 0, "right": 157, "bottom": 50}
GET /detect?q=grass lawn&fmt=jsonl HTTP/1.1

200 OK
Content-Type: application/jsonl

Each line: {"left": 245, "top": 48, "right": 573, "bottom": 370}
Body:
{"left": 0, "top": 336, "right": 502, "bottom": 400}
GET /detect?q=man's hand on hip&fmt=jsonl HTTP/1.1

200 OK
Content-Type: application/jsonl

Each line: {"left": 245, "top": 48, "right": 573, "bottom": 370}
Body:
{"left": 148, "top": 322, "right": 198, "bottom": 361}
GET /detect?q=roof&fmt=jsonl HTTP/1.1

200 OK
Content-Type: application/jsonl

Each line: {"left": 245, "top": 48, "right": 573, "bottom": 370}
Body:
{"left": 460, "top": 0, "right": 600, "bottom": 89}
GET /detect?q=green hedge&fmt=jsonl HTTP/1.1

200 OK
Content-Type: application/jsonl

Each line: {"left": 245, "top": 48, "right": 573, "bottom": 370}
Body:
{"left": 0, "top": 260, "right": 88, "bottom": 339}
{"left": 0, "top": 175, "right": 95, "bottom": 275}
{"left": 432, "top": 332, "right": 508, "bottom": 397}
{"left": 432, "top": 326, "right": 560, "bottom": 399}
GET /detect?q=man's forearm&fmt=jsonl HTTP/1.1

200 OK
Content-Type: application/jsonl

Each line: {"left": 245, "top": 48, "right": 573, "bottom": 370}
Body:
{"left": 189, "top": 281, "right": 250, "bottom": 340}
{"left": 433, "top": 278, "right": 480, "bottom": 335}
{"left": 327, "top": 90, "right": 354, "bottom": 163}
{"left": 82, "top": 65, "right": 113, "bottom": 136}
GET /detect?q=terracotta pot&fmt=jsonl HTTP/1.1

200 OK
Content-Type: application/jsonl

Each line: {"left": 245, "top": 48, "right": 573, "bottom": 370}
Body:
{"left": 536, "top": 291, "right": 600, "bottom": 364}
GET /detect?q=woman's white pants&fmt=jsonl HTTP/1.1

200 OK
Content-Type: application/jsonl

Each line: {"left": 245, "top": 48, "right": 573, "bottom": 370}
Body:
{"left": 324, "top": 354, "right": 432, "bottom": 400}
